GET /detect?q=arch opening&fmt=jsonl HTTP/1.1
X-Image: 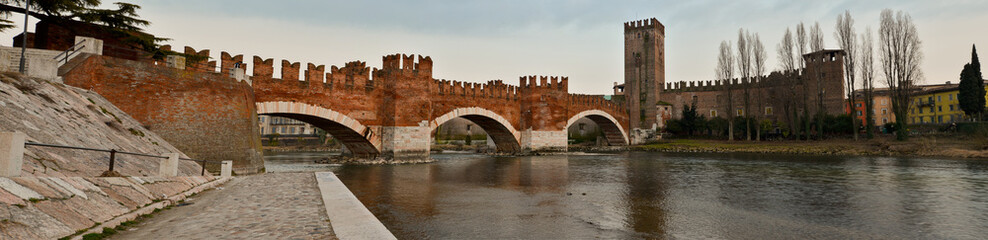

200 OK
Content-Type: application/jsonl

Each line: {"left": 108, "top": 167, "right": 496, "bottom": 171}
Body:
{"left": 430, "top": 108, "right": 521, "bottom": 153}
{"left": 566, "top": 110, "right": 628, "bottom": 146}
{"left": 261, "top": 113, "right": 379, "bottom": 157}
{"left": 256, "top": 102, "right": 380, "bottom": 158}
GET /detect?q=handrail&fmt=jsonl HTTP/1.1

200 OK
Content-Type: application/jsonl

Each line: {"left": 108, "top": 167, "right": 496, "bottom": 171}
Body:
{"left": 52, "top": 39, "right": 88, "bottom": 64}
{"left": 24, "top": 141, "right": 220, "bottom": 176}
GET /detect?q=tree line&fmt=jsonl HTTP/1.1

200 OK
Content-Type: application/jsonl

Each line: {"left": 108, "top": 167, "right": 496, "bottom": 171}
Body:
{"left": 670, "top": 9, "right": 927, "bottom": 141}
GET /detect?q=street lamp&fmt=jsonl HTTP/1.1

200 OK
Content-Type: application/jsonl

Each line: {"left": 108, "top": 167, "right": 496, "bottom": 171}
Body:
{"left": 18, "top": 0, "right": 31, "bottom": 74}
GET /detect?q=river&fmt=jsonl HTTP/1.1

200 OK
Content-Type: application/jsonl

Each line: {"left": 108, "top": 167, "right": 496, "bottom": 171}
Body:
{"left": 266, "top": 152, "right": 988, "bottom": 239}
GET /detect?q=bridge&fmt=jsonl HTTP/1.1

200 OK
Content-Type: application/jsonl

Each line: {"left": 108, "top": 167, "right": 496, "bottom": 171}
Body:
{"left": 59, "top": 45, "right": 631, "bottom": 172}
{"left": 244, "top": 53, "right": 629, "bottom": 160}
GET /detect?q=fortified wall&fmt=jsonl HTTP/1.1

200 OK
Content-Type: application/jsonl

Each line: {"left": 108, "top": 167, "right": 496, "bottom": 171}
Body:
{"left": 61, "top": 53, "right": 264, "bottom": 174}
{"left": 660, "top": 50, "right": 847, "bottom": 129}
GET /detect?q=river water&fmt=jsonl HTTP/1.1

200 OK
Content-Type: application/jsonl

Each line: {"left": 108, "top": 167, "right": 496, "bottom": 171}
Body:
{"left": 267, "top": 152, "right": 988, "bottom": 239}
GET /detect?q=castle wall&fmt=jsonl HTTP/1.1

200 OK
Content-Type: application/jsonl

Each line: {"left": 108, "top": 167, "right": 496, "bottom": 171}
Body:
{"left": 61, "top": 55, "right": 264, "bottom": 174}
{"left": 659, "top": 51, "right": 847, "bottom": 128}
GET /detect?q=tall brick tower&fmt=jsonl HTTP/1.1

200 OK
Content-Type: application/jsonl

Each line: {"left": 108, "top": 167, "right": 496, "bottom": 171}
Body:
{"left": 624, "top": 18, "right": 665, "bottom": 130}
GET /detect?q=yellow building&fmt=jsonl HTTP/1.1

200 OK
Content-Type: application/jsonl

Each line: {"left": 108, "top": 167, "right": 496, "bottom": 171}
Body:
{"left": 908, "top": 82, "right": 988, "bottom": 124}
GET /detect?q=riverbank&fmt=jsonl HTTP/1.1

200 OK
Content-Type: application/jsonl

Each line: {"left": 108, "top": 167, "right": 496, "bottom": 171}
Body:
{"left": 633, "top": 137, "right": 988, "bottom": 159}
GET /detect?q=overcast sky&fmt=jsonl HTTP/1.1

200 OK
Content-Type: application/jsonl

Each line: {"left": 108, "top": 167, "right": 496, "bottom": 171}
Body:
{"left": 3, "top": 0, "right": 986, "bottom": 94}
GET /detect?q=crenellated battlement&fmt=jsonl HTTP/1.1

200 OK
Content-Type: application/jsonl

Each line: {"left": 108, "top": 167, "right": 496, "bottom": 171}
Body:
{"left": 183, "top": 46, "right": 215, "bottom": 73}
{"left": 518, "top": 75, "right": 568, "bottom": 91}
{"left": 624, "top": 18, "right": 664, "bottom": 35}
{"left": 661, "top": 70, "right": 801, "bottom": 93}
{"left": 569, "top": 94, "right": 626, "bottom": 113}
{"left": 433, "top": 79, "right": 519, "bottom": 101}
{"left": 381, "top": 53, "right": 433, "bottom": 73}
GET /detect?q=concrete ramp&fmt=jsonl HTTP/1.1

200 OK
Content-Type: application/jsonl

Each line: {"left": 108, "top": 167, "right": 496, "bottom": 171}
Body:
{"left": 315, "top": 172, "right": 396, "bottom": 240}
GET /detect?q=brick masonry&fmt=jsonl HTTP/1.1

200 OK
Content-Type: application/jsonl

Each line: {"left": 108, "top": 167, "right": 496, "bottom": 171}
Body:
{"left": 61, "top": 55, "right": 264, "bottom": 174}
{"left": 60, "top": 48, "right": 632, "bottom": 165}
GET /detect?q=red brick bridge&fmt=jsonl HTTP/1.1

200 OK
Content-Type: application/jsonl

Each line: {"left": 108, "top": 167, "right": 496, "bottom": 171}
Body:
{"left": 244, "top": 53, "right": 630, "bottom": 159}
{"left": 62, "top": 47, "right": 631, "bottom": 173}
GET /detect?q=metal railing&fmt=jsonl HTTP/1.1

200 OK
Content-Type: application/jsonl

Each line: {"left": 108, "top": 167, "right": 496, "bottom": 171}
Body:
{"left": 52, "top": 39, "right": 88, "bottom": 65}
{"left": 24, "top": 141, "right": 222, "bottom": 176}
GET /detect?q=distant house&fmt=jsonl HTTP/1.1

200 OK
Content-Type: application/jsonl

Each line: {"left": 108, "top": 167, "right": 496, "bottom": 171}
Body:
{"left": 907, "top": 80, "right": 988, "bottom": 124}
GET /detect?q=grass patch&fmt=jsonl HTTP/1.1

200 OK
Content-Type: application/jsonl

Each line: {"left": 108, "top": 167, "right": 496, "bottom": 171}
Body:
{"left": 127, "top": 128, "right": 145, "bottom": 137}
{"left": 99, "top": 106, "right": 122, "bottom": 123}
{"left": 80, "top": 227, "right": 116, "bottom": 240}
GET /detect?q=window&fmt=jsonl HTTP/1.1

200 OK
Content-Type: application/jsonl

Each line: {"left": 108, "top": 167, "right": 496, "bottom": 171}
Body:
{"left": 737, "top": 108, "right": 744, "bottom": 116}
{"left": 882, "top": 99, "right": 887, "bottom": 105}
{"left": 467, "top": 125, "right": 472, "bottom": 131}
{"left": 938, "top": 116, "right": 943, "bottom": 123}
{"left": 260, "top": 127, "right": 265, "bottom": 134}
{"left": 857, "top": 110, "right": 863, "bottom": 116}
{"left": 883, "top": 118, "right": 888, "bottom": 124}
{"left": 938, "top": 106, "right": 943, "bottom": 112}
{"left": 919, "top": 108, "right": 923, "bottom": 114}
{"left": 259, "top": 117, "right": 265, "bottom": 123}
{"left": 882, "top": 108, "right": 888, "bottom": 115}
{"left": 855, "top": 103, "right": 862, "bottom": 108}
{"left": 928, "top": 97, "right": 934, "bottom": 103}
{"left": 949, "top": 94, "right": 954, "bottom": 101}
{"left": 300, "top": 127, "right": 306, "bottom": 134}
{"left": 710, "top": 110, "right": 718, "bottom": 118}
{"left": 290, "top": 127, "right": 295, "bottom": 134}
{"left": 765, "top": 107, "right": 774, "bottom": 115}
{"left": 938, "top": 96, "right": 942, "bottom": 102}
{"left": 950, "top": 105, "right": 955, "bottom": 111}
{"left": 930, "top": 107, "right": 935, "bottom": 113}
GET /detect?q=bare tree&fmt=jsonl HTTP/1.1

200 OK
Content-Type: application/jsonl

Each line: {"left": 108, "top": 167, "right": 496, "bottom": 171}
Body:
{"left": 835, "top": 10, "right": 859, "bottom": 140}
{"left": 879, "top": 9, "right": 923, "bottom": 141}
{"left": 717, "top": 41, "right": 736, "bottom": 141}
{"left": 777, "top": 28, "right": 799, "bottom": 139}
{"left": 796, "top": 22, "right": 810, "bottom": 140}
{"left": 860, "top": 26, "right": 876, "bottom": 139}
{"left": 811, "top": 21, "right": 826, "bottom": 140}
{"left": 752, "top": 33, "right": 767, "bottom": 141}
{"left": 811, "top": 22, "right": 825, "bottom": 51}
{"left": 737, "top": 29, "right": 753, "bottom": 141}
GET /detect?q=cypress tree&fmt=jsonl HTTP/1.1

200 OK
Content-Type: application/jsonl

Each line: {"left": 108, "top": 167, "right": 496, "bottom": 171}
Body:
{"left": 959, "top": 45, "right": 985, "bottom": 120}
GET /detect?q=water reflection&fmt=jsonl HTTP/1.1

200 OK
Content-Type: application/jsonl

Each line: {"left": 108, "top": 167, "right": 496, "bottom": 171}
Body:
{"left": 324, "top": 152, "right": 988, "bottom": 239}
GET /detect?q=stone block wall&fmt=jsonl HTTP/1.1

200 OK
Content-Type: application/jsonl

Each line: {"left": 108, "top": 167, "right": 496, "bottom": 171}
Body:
{"left": 379, "top": 125, "right": 431, "bottom": 160}
{"left": 521, "top": 130, "right": 567, "bottom": 152}
{"left": 0, "top": 175, "right": 226, "bottom": 239}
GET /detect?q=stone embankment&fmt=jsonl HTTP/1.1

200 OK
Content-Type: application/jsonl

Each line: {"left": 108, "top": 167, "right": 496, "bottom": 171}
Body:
{"left": 0, "top": 175, "right": 229, "bottom": 239}
{"left": 0, "top": 72, "right": 204, "bottom": 177}
{"left": 1, "top": 73, "right": 230, "bottom": 239}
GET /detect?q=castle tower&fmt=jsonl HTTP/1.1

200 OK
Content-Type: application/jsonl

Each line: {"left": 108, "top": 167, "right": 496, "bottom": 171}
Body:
{"left": 802, "top": 49, "right": 846, "bottom": 116}
{"left": 624, "top": 18, "right": 665, "bottom": 130}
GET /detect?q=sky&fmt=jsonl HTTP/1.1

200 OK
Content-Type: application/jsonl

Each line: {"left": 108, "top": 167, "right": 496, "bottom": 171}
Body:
{"left": 2, "top": 0, "right": 986, "bottom": 95}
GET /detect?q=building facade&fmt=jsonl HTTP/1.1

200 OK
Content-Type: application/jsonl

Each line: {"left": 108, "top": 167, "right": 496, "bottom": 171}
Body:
{"left": 258, "top": 116, "right": 318, "bottom": 136}
{"left": 906, "top": 82, "right": 988, "bottom": 124}
{"left": 850, "top": 88, "right": 896, "bottom": 127}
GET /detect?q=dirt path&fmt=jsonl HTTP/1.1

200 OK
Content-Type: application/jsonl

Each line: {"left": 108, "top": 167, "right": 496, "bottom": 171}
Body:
{"left": 111, "top": 173, "right": 336, "bottom": 239}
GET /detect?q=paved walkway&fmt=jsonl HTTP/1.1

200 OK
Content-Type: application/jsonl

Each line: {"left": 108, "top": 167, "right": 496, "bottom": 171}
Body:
{"left": 111, "top": 173, "right": 336, "bottom": 239}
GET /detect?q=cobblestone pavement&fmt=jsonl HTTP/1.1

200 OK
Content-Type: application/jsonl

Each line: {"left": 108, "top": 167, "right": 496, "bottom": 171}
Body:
{"left": 111, "top": 173, "right": 336, "bottom": 239}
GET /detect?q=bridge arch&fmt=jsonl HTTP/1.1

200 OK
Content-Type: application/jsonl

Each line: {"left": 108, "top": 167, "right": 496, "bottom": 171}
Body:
{"left": 256, "top": 101, "right": 380, "bottom": 157}
{"left": 430, "top": 107, "right": 521, "bottom": 153}
{"left": 566, "top": 110, "right": 629, "bottom": 146}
